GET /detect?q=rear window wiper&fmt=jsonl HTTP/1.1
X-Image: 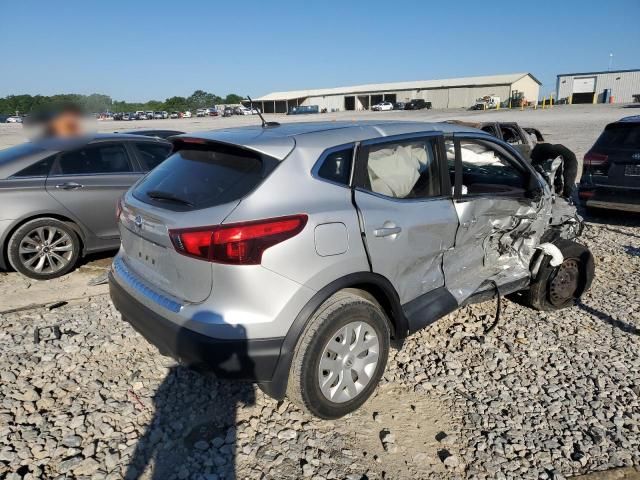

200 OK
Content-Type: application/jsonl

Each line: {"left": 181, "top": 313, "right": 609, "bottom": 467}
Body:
{"left": 146, "top": 190, "right": 194, "bottom": 207}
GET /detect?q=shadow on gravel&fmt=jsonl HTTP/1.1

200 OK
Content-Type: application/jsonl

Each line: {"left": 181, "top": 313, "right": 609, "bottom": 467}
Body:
{"left": 577, "top": 301, "right": 640, "bottom": 336}
{"left": 125, "top": 324, "right": 256, "bottom": 480}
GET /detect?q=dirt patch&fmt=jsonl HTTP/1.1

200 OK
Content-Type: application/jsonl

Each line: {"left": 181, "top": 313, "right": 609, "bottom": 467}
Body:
{"left": 343, "top": 384, "right": 459, "bottom": 477}
{"left": 573, "top": 467, "right": 640, "bottom": 480}
{"left": 0, "top": 255, "right": 112, "bottom": 313}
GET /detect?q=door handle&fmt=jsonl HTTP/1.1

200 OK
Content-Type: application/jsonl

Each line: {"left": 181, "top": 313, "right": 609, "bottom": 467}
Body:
{"left": 55, "top": 182, "right": 84, "bottom": 190}
{"left": 373, "top": 226, "right": 402, "bottom": 237}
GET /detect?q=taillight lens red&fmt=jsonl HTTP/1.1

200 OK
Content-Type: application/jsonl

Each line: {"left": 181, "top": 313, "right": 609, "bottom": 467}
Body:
{"left": 584, "top": 152, "right": 608, "bottom": 166}
{"left": 169, "top": 214, "right": 308, "bottom": 265}
{"left": 116, "top": 195, "right": 124, "bottom": 222}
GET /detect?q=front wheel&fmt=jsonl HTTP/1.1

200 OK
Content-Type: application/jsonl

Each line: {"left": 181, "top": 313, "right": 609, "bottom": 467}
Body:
{"left": 7, "top": 218, "right": 80, "bottom": 280}
{"left": 525, "top": 239, "right": 594, "bottom": 311}
{"left": 287, "top": 289, "right": 390, "bottom": 419}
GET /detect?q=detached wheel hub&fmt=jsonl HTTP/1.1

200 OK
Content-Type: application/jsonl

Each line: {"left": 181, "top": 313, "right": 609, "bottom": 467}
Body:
{"left": 549, "top": 259, "right": 580, "bottom": 306}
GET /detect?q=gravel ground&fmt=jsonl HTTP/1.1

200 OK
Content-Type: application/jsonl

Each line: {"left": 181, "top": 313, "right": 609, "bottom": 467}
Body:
{"left": 0, "top": 212, "right": 638, "bottom": 479}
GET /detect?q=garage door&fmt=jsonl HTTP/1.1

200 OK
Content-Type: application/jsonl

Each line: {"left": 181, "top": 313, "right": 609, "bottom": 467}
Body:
{"left": 572, "top": 77, "right": 596, "bottom": 93}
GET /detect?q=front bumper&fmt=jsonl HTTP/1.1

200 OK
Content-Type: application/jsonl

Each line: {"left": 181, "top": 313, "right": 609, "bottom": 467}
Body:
{"left": 579, "top": 187, "right": 640, "bottom": 213}
{"left": 109, "top": 272, "right": 284, "bottom": 382}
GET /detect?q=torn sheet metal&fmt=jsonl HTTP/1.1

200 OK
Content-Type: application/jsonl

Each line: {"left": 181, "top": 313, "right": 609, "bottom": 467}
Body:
{"left": 443, "top": 183, "right": 582, "bottom": 304}
{"left": 443, "top": 195, "right": 550, "bottom": 303}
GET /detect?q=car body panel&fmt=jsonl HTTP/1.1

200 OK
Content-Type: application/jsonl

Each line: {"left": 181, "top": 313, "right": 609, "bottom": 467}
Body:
{"left": 109, "top": 120, "right": 585, "bottom": 390}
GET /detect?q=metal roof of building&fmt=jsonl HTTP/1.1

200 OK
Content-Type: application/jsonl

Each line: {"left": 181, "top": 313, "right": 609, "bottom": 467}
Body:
{"left": 557, "top": 68, "right": 640, "bottom": 77}
{"left": 254, "top": 73, "right": 540, "bottom": 101}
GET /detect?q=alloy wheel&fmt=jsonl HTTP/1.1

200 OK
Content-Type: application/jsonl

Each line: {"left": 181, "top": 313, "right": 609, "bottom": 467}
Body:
{"left": 18, "top": 226, "right": 74, "bottom": 275}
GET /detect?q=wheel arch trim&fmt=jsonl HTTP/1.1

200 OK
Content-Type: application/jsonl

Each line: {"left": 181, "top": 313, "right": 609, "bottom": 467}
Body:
{"left": 259, "top": 271, "right": 407, "bottom": 400}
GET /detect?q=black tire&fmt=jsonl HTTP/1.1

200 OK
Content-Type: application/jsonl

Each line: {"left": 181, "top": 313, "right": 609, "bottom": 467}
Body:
{"left": 286, "top": 289, "right": 390, "bottom": 419}
{"left": 524, "top": 239, "right": 595, "bottom": 311}
{"left": 7, "top": 218, "right": 80, "bottom": 280}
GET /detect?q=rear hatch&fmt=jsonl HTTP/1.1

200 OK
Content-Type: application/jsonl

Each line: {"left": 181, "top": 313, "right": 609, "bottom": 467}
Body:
{"left": 585, "top": 121, "right": 640, "bottom": 189}
{"left": 118, "top": 140, "right": 281, "bottom": 303}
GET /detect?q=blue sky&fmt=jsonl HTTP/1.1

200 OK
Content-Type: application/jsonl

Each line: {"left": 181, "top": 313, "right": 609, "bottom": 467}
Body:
{"left": 1, "top": 0, "right": 638, "bottom": 101}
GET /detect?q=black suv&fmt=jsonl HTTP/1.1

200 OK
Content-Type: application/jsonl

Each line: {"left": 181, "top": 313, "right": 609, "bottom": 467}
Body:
{"left": 579, "top": 115, "right": 640, "bottom": 213}
{"left": 405, "top": 99, "right": 432, "bottom": 110}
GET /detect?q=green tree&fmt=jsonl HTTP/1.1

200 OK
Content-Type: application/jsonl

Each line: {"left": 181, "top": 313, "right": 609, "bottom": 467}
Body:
{"left": 224, "top": 94, "right": 244, "bottom": 104}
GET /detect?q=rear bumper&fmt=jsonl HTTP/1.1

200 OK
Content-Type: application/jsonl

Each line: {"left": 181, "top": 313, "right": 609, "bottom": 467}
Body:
{"left": 109, "top": 272, "right": 284, "bottom": 382}
{"left": 578, "top": 186, "right": 640, "bottom": 213}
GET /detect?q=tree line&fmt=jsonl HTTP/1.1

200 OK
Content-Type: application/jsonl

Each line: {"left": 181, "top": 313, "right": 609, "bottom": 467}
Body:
{"left": 0, "top": 90, "right": 245, "bottom": 115}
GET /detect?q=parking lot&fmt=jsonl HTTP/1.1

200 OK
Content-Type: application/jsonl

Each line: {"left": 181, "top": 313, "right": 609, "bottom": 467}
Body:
{"left": 1, "top": 105, "right": 639, "bottom": 479}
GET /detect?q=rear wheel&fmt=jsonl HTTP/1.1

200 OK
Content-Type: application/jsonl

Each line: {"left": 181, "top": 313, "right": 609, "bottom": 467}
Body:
{"left": 7, "top": 218, "right": 80, "bottom": 280}
{"left": 525, "top": 239, "right": 594, "bottom": 311}
{"left": 287, "top": 289, "right": 390, "bottom": 419}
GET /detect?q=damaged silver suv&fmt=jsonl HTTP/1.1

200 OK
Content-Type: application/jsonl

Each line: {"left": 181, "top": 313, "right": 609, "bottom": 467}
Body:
{"left": 109, "top": 121, "right": 594, "bottom": 419}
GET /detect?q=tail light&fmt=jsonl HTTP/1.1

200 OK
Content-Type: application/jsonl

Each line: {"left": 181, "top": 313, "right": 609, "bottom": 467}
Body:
{"left": 116, "top": 195, "right": 124, "bottom": 222}
{"left": 169, "top": 214, "right": 308, "bottom": 265}
{"left": 584, "top": 152, "right": 608, "bottom": 167}
{"left": 584, "top": 152, "right": 609, "bottom": 176}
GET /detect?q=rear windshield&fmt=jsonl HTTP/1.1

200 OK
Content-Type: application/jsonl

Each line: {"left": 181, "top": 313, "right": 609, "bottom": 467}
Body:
{"left": 132, "top": 143, "right": 276, "bottom": 210}
{"left": 595, "top": 123, "right": 640, "bottom": 149}
{"left": 0, "top": 143, "right": 45, "bottom": 167}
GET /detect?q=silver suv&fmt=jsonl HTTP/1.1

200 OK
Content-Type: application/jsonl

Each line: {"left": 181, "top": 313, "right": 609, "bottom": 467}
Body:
{"left": 109, "top": 121, "right": 593, "bottom": 419}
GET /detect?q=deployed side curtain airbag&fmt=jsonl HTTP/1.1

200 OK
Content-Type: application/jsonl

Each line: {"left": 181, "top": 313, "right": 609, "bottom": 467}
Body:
{"left": 367, "top": 143, "right": 428, "bottom": 198}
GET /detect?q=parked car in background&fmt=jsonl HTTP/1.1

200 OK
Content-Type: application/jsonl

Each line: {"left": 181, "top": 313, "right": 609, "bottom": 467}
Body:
{"left": 393, "top": 102, "right": 406, "bottom": 110}
{"left": 207, "top": 108, "right": 219, "bottom": 116}
{"left": 0, "top": 134, "right": 172, "bottom": 280}
{"left": 233, "top": 106, "right": 244, "bottom": 115}
{"left": 405, "top": 99, "right": 431, "bottom": 110}
{"left": 223, "top": 107, "right": 234, "bottom": 117}
{"left": 162, "top": 111, "right": 169, "bottom": 119}
{"left": 196, "top": 109, "right": 207, "bottom": 117}
{"left": 183, "top": 111, "right": 192, "bottom": 118}
{"left": 153, "top": 112, "right": 164, "bottom": 119}
{"left": 372, "top": 101, "right": 394, "bottom": 111}
{"left": 170, "top": 112, "right": 180, "bottom": 119}
{"left": 117, "top": 129, "right": 185, "bottom": 139}
{"left": 112, "top": 113, "right": 124, "bottom": 121}
{"left": 135, "top": 111, "right": 146, "bottom": 120}
{"left": 579, "top": 115, "right": 640, "bottom": 213}
{"left": 288, "top": 105, "right": 319, "bottom": 115}
{"left": 6, "top": 116, "right": 23, "bottom": 123}
{"left": 238, "top": 106, "right": 260, "bottom": 115}
{"left": 145, "top": 111, "right": 154, "bottom": 120}
{"left": 109, "top": 121, "right": 590, "bottom": 419}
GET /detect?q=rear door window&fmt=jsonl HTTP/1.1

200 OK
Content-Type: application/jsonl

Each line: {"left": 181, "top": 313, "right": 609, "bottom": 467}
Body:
{"left": 133, "top": 142, "right": 172, "bottom": 171}
{"left": 132, "top": 143, "right": 274, "bottom": 210}
{"left": 53, "top": 144, "right": 133, "bottom": 175}
{"left": 359, "top": 137, "right": 441, "bottom": 199}
{"left": 12, "top": 156, "right": 54, "bottom": 177}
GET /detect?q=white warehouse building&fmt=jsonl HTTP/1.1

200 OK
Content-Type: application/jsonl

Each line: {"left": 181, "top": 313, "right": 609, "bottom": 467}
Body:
{"left": 556, "top": 69, "right": 640, "bottom": 104}
{"left": 250, "top": 73, "right": 541, "bottom": 113}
